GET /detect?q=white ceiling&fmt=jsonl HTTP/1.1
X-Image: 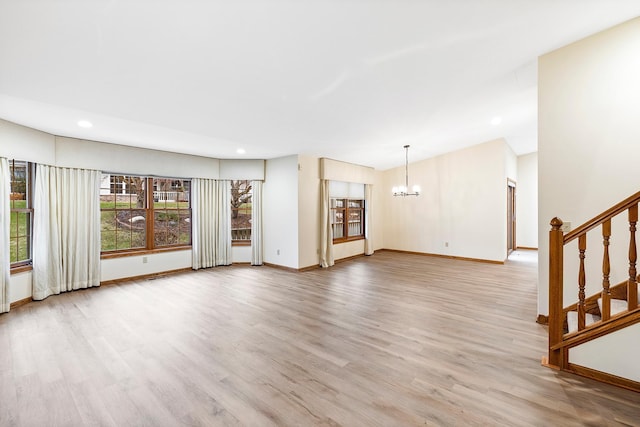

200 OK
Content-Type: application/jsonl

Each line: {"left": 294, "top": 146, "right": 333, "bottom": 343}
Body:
{"left": 1, "top": 1, "right": 639, "bottom": 170}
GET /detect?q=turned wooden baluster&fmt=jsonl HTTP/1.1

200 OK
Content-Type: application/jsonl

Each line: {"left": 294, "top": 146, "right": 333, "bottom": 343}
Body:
{"left": 578, "top": 234, "right": 587, "bottom": 330}
{"left": 548, "top": 217, "right": 564, "bottom": 368}
{"left": 629, "top": 204, "right": 638, "bottom": 310}
{"left": 601, "top": 219, "right": 612, "bottom": 321}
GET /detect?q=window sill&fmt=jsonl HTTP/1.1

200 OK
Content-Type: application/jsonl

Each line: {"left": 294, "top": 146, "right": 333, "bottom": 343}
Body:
{"left": 332, "top": 236, "right": 365, "bottom": 245}
{"left": 10, "top": 264, "right": 33, "bottom": 275}
{"left": 232, "top": 240, "right": 251, "bottom": 247}
{"left": 101, "top": 245, "right": 191, "bottom": 259}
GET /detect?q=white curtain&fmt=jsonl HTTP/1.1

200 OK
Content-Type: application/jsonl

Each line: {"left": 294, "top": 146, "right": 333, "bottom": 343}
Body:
{"left": 191, "top": 178, "right": 217, "bottom": 270}
{"left": 364, "top": 183, "right": 374, "bottom": 256}
{"left": 319, "top": 179, "right": 334, "bottom": 268}
{"left": 251, "top": 180, "right": 263, "bottom": 265}
{"left": 216, "top": 180, "right": 232, "bottom": 265}
{"left": 0, "top": 158, "right": 10, "bottom": 313}
{"left": 33, "top": 165, "right": 101, "bottom": 300}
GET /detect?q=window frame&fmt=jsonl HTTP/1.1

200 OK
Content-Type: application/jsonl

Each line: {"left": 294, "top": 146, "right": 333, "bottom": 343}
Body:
{"left": 331, "top": 197, "right": 365, "bottom": 244}
{"left": 100, "top": 175, "right": 192, "bottom": 257}
{"left": 9, "top": 160, "right": 34, "bottom": 271}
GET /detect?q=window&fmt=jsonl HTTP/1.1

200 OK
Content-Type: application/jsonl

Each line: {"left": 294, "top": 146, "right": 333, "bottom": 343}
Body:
{"left": 230, "top": 180, "right": 252, "bottom": 245}
{"left": 100, "top": 175, "right": 147, "bottom": 251}
{"left": 100, "top": 174, "right": 191, "bottom": 253}
{"left": 9, "top": 160, "right": 34, "bottom": 267}
{"left": 331, "top": 198, "right": 364, "bottom": 242}
{"left": 153, "top": 178, "right": 191, "bottom": 247}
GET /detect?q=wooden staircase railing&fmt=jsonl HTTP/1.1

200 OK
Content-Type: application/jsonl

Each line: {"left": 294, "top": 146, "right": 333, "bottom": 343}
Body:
{"left": 546, "top": 191, "right": 640, "bottom": 391}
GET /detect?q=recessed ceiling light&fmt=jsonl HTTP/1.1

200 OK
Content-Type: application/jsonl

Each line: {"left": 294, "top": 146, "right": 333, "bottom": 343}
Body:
{"left": 490, "top": 116, "right": 502, "bottom": 126}
{"left": 77, "top": 120, "right": 93, "bottom": 128}
{"left": 236, "top": 148, "right": 246, "bottom": 154}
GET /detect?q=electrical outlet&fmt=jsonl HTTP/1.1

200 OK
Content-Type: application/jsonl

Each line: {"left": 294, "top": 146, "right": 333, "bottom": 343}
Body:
{"left": 142, "top": 256, "right": 148, "bottom": 264}
{"left": 277, "top": 249, "right": 280, "bottom": 255}
{"left": 560, "top": 222, "right": 572, "bottom": 233}
{"left": 445, "top": 242, "right": 449, "bottom": 247}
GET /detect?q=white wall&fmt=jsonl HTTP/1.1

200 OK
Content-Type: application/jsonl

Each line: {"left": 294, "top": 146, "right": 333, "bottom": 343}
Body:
{"left": 232, "top": 246, "right": 252, "bottom": 264}
{"left": 0, "top": 119, "right": 56, "bottom": 164}
{"left": 8, "top": 271, "right": 31, "bottom": 303}
{"left": 55, "top": 136, "right": 220, "bottom": 179}
{"left": 219, "top": 159, "right": 264, "bottom": 180}
{"left": 570, "top": 323, "right": 640, "bottom": 383}
{"left": 101, "top": 250, "right": 192, "bottom": 282}
{"left": 263, "top": 155, "right": 299, "bottom": 269}
{"left": 538, "top": 17, "right": 640, "bottom": 315}
{"left": 0, "top": 124, "right": 221, "bottom": 179}
{"left": 298, "top": 155, "right": 320, "bottom": 269}
{"left": 516, "top": 153, "right": 538, "bottom": 249}
{"left": 538, "top": 17, "right": 640, "bottom": 381}
{"left": 382, "top": 139, "right": 510, "bottom": 262}
{"left": 334, "top": 240, "right": 366, "bottom": 261}
{"left": 371, "top": 171, "right": 385, "bottom": 251}
{"left": 505, "top": 144, "right": 517, "bottom": 184}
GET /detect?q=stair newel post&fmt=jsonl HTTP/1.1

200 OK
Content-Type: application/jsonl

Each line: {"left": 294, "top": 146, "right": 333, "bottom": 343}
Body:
{"left": 628, "top": 204, "right": 638, "bottom": 310}
{"left": 549, "top": 217, "right": 565, "bottom": 368}
{"left": 601, "top": 219, "right": 612, "bottom": 321}
{"left": 578, "top": 234, "right": 587, "bottom": 331}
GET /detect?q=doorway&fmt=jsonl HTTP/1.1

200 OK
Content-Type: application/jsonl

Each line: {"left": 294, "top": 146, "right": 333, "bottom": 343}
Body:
{"left": 507, "top": 179, "right": 516, "bottom": 254}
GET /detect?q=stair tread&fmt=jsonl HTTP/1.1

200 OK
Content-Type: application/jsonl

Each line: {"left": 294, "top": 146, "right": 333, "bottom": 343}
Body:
{"left": 565, "top": 283, "right": 637, "bottom": 334}
{"left": 567, "top": 311, "right": 600, "bottom": 333}
{"left": 597, "top": 297, "right": 628, "bottom": 316}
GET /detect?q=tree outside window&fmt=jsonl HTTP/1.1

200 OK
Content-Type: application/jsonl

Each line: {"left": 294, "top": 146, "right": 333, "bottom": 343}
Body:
{"left": 231, "top": 180, "right": 252, "bottom": 244}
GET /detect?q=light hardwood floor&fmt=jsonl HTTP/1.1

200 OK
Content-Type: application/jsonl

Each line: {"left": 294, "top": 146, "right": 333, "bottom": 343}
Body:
{"left": 1, "top": 251, "right": 639, "bottom": 426}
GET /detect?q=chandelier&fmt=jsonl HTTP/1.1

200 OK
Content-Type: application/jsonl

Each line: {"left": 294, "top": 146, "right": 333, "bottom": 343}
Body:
{"left": 392, "top": 145, "right": 420, "bottom": 197}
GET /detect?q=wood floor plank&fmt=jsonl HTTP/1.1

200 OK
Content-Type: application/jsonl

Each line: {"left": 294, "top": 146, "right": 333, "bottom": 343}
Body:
{"left": 2, "top": 250, "right": 640, "bottom": 426}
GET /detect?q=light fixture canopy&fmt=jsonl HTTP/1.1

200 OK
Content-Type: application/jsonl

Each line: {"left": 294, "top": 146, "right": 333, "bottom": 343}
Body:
{"left": 77, "top": 120, "right": 93, "bottom": 128}
{"left": 392, "top": 145, "right": 420, "bottom": 197}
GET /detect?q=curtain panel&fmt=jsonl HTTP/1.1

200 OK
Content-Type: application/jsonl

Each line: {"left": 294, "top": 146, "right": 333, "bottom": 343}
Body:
{"left": 364, "top": 183, "right": 374, "bottom": 256}
{"left": 251, "top": 180, "right": 263, "bottom": 265}
{"left": 319, "top": 179, "right": 334, "bottom": 268}
{"left": 0, "top": 158, "right": 10, "bottom": 313}
{"left": 33, "top": 165, "right": 101, "bottom": 300}
{"left": 216, "top": 180, "right": 232, "bottom": 265}
{"left": 191, "top": 178, "right": 218, "bottom": 270}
